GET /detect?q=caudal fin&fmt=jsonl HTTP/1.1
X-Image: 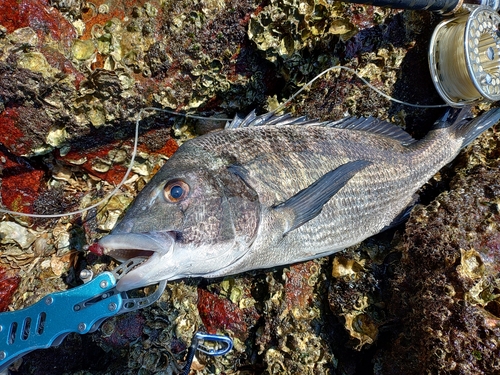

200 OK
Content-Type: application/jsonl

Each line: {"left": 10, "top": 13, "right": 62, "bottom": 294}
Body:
{"left": 440, "top": 106, "right": 500, "bottom": 149}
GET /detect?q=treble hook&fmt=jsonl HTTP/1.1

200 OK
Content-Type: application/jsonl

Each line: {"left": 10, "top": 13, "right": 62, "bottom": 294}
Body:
{"left": 181, "top": 332, "right": 233, "bottom": 375}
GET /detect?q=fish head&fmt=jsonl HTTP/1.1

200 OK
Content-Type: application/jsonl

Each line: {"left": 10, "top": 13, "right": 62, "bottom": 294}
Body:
{"left": 98, "top": 150, "right": 260, "bottom": 291}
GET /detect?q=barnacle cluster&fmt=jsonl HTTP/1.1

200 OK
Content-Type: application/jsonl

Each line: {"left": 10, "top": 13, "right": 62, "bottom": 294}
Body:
{"left": 248, "top": 0, "right": 353, "bottom": 62}
{"left": 151, "top": 0, "right": 276, "bottom": 112}
{"left": 255, "top": 260, "right": 335, "bottom": 374}
{"left": 112, "top": 282, "right": 202, "bottom": 374}
{"left": 69, "top": 2, "right": 161, "bottom": 128}
{"left": 247, "top": 0, "right": 401, "bottom": 87}
{"left": 330, "top": 252, "right": 378, "bottom": 349}
{"left": 375, "top": 127, "right": 500, "bottom": 374}
{"left": 0, "top": 26, "right": 75, "bottom": 155}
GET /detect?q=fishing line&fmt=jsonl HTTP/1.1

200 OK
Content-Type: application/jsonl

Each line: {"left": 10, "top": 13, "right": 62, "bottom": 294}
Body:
{"left": 0, "top": 65, "right": 447, "bottom": 218}
{"left": 0, "top": 112, "right": 139, "bottom": 219}
{"left": 273, "top": 65, "right": 449, "bottom": 112}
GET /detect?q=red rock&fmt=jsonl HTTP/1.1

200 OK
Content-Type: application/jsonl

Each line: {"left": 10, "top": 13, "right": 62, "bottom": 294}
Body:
{"left": 0, "top": 107, "right": 28, "bottom": 154}
{"left": 284, "top": 261, "right": 315, "bottom": 311}
{"left": 197, "top": 288, "right": 256, "bottom": 339}
{"left": 41, "top": 46, "right": 85, "bottom": 89}
{"left": 153, "top": 137, "right": 178, "bottom": 158}
{"left": 0, "top": 149, "right": 45, "bottom": 215}
{"left": 0, "top": 266, "right": 21, "bottom": 312}
{"left": 0, "top": 104, "right": 53, "bottom": 157}
{"left": 137, "top": 131, "right": 179, "bottom": 157}
{"left": 0, "top": 0, "right": 77, "bottom": 48}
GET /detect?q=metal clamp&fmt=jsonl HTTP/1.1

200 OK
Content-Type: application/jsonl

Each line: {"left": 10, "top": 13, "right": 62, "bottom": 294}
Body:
{"left": 0, "top": 272, "right": 121, "bottom": 371}
{"left": 194, "top": 333, "right": 233, "bottom": 356}
{"left": 181, "top": 332, "right": 233, "bottom": 375}
{"left": 0, "top": 257, "right": 167, "bottom": 372}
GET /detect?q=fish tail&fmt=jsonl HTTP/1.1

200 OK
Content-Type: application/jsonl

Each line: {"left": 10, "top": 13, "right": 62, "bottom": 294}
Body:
{"left": 438, "top": 106, "right": 500, "bottom": 149}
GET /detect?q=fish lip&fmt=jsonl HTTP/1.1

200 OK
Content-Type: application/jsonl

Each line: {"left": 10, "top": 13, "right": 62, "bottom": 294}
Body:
{"left": 98, "top": 232, "right": 177, "bottom": 291}
{"left": 98, "top": 232, "right": 176, "bottom": 261}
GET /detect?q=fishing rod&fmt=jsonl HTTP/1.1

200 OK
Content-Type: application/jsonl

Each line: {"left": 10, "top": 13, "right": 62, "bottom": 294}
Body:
{"left": 344, "top": 0, "right": 500, "bottom": 107}
{"left": 347, "top": 0, "right": 499, "bottom": 14}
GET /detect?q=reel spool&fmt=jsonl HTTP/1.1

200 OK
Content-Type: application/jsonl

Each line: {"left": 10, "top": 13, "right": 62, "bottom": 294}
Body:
{"left": 429, "top": 6, "right": 500, "bottom": 106}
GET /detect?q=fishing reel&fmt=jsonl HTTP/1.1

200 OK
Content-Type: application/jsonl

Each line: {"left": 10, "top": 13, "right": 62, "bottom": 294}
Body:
{"left": 347, "top": 0, "right": 500, "bottom": 106}
{"left": 429, "top": 4, "right": 500, "bottom": 106}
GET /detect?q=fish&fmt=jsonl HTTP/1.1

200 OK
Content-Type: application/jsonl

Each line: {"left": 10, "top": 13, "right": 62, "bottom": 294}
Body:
{"left": 98, "top": 106, "right": 500, "bottom": 291}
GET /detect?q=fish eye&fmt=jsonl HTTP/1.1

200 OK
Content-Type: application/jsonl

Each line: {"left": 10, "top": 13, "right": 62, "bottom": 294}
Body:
{"left": 163, "top": 179, "right": 190, "bottom": 203}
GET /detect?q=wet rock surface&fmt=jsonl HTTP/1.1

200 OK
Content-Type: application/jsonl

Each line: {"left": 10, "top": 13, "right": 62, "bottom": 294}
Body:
{"left": 375, "top": 128, "right": 500, "bottom": 375}
{"left": 0, "top": 1, "right": 498, "bottom": 374}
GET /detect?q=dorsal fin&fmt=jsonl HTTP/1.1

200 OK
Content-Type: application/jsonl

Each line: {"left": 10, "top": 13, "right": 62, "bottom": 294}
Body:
{"left": 225, "top": 110, "right": 317, "bottom": 129}
{"left": 324, "top": 116, "right": 416, "bottom": 145}
{"left": 225, "top": 111, "right": 416, "bottom": 145}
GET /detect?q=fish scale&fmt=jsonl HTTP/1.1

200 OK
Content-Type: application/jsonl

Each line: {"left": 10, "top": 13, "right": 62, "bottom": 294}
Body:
{"left": 97, "top": 107, "right": 500, "bottom": 291}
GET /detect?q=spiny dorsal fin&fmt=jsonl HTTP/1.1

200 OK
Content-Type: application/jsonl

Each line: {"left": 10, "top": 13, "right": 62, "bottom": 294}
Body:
{"left": 225, "top": 111, "right": 416, "bottom": 145}
{"left": 225, "top": 110, "right": 319, "bottom": 129}
{"left": 324, "top": 117, "right": 416, "bottom": 145}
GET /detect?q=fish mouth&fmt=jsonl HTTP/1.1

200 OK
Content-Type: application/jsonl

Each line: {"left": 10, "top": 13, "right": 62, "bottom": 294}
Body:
{"left": 98, "top": 232, "right": 176, "bottom": 291}
{"left": 98, "top": 231, "right": 176, "bottom": 260}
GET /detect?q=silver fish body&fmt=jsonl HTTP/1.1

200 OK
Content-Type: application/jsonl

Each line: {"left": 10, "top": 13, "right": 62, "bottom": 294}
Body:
{"left": 99, "top": 107, "right": 500, "bottom": 291}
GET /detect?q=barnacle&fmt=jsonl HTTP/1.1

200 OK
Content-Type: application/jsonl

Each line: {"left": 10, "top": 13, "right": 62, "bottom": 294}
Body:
{"left": 0, "top": 221, "right": 36, "bottom": 249}
{"left": 50, "top": 0, "right": 84, "bottom": 19}
{"left": 8, "top": 27, "right": 39, "bottom": 47}
{"left": 344, "top": 312, "right": 378, "bottom": 348}
{"left": 71, "top": 39, "right": 96, "bottom": 60}
{"left": 376, "top": 127, "right": 500, "bottom": 374}
{"left": 248, "top": 0, "right": 350, "bottom": 61}
{"left": 96, "top": 194, "right": 134, "bottom": 231}
{"left": 329, "top": 249, "right": 384, "bottom": 349}
{"left": 332, "top": 255, "right": 366, "bottom": 279}
{"left": 17, "top": 52, "right": 57, "bottom": 77}
{"left": 255, "top": 260, "right": 335, "bottom": 374}
{"left": 46, "top": 126, "right": 69, "bottom": 148}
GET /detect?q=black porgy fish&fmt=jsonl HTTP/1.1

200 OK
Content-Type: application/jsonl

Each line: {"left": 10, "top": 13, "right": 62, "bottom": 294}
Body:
{"left": 98, "top": 107, "right": 500, "bottom": 291}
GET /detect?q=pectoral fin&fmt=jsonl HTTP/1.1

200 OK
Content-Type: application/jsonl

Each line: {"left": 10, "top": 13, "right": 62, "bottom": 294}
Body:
{"left": 274, "top": 160, "right": 371, "bottom": 233}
